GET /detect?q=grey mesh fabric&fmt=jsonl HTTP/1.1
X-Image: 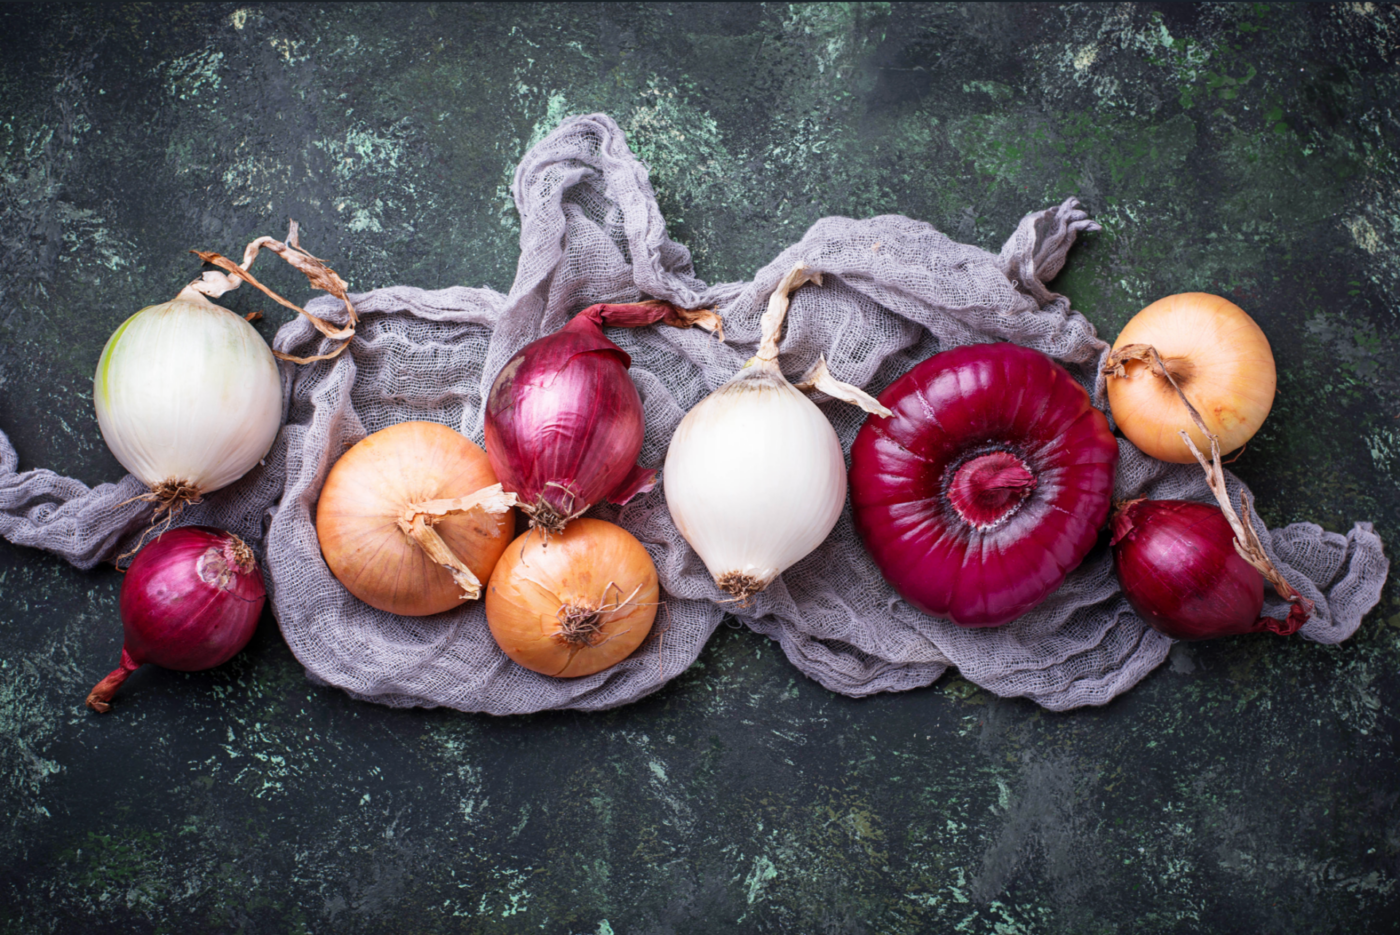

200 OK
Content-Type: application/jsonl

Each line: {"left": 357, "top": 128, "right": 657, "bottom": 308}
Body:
{"left": 0, "top": 113, "right": 1387, "bottom": 713}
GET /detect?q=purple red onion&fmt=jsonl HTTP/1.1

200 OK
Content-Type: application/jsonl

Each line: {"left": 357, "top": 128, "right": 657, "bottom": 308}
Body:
{"left": 850, "top": 342, "right": 1118, "bottom": 627}
{"left": 86, "top": 526, "right": 265, "bottom": 712}
{"left": 485, "top": 300, "right": 717, "bottom": 532}
{"left": 1111, "top": 498, "right": 1307, "bottom": 640}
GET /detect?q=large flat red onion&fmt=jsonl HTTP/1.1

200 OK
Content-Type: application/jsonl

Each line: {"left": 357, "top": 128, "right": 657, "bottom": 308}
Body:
{"left": 850, "top": 342, "right": 1117, "bottom": 627}
{"left": 485, "top": 301, "right": 716, "bottom": 532}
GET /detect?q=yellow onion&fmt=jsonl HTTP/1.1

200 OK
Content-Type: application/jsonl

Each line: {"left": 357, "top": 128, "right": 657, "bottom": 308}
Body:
{"left": 485, "top": 518, "right": 658, "bottom": 677}
{"left": 1104, "top": 293, "right": 1275, "bottom": 463}
{"left": 316, "top": 421, "right": 516, "bottom": 616}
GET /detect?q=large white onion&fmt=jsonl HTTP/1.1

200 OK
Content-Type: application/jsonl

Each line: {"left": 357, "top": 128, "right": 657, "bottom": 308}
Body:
{"left": 94, "top": 286, "right": 282, "bottom": 504}
{"left": 666, "top": 368, "right": 848, "bottom": 597}
{"left": 663, "top": 264, "right": 890, "bottom": 601}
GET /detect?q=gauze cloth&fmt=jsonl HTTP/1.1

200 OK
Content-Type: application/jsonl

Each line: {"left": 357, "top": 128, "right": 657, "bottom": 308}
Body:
{"left": 0, "top": 114, "right": 1386, "bottom": 712}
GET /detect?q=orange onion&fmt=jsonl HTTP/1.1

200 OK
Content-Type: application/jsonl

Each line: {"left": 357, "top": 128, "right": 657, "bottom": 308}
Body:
{"left": 1104, "top": 293, "right": 1275, "bottom": 463}
{"left": 316, "top": 421, "right": 516, "bottom": 616}
{"left": 485, "top": 518, "right": 658, "bottom": 677}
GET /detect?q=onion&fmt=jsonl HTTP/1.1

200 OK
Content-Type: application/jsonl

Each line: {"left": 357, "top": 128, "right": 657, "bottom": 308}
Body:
{"left": 86, "top": 527, "right": 265, "bottom": 712}
{"left": 663, "top": 264, "right": 891, "bottom": 601}
{"left": 316, "top": 421, "right": 517, "bottom": 616}
{"left": 485, "top": 518, "right": 659, "bottom": 677}
{"left": 1110, "top": 372, "right": 1312, "bottom": 639}
{"left": 95, "top": 222, "right": 357, "bottom": 516}
{"left": 485, "top": 300, "right": 721, "bottom": 533}
{"left": 95, "top": 287, "right": 282, "bottom": 512}
{"left": 1104, "top": 293, "right": 1275, "bottom": 463}
{"left": 849, "top": 342, "right": 1118, "bottom": 628}
{"left": 1111, "top": 499, "right": 1305, "bottom": 639}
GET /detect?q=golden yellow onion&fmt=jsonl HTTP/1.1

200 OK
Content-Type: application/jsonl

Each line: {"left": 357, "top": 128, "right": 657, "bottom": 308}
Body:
{"left": 1105, "top": 293, "right": 1276, "bottom": 464}
{"left": 316, "top": 421, "right": 516, "bottom": 616}
{"left": 485, "top": 518, "right": 658, "bottom": 678}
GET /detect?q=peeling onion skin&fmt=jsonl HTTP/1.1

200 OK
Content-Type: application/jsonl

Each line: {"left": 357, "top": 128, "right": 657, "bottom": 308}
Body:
{"left": 1107, "top": 293, "right": 1275, "bottom": 464}
{"left": 485, "top": 518, "right": 659, "bottom": 678}
{"left": 850, "top": 343, "right": 1118, "bottom": 628}
{"left": 1111, "top": 499, "right": 1304, "bottom": 640}
{"left": 316, "top": 422, "right": 514, "bottom": 617}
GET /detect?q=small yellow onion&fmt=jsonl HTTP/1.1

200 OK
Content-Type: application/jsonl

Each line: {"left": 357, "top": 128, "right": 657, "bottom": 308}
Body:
{"left": 1104, "top": 293, "right": 1276, "bottom": 464}
{"left": 316, "top": 421, "right": 516, "bottom": 616}
{"left": 485, "top": 518, "right": 658, "bottom": 678}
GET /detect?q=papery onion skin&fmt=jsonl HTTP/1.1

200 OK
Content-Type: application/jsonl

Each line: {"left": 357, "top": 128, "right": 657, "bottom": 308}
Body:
{"left": 1111, "top": 498, "right": 1303, "bottom": 640}
{"left": 86, "top": 526, "right": 265, "bottom": 712}
{"left": 94, "top": 291, "right": 282, "bottom": 496}
{"left": 850, "top": 342, "right": 1118, "bottom": 628}
{"left": 317, "top": 422, "right": 514, "bottom": 616}
{"left": 1106, "top": 293, "right": 1275, "bottom": 463}
{"left": 485, "top": 518, "right": 659, "bottom": 678}
{"left": 485, "top": 302, "right": 711, "bottom": 532}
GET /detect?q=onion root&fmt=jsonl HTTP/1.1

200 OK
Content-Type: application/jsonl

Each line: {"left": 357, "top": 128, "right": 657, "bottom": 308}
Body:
{"left": 716, "top": 571, "right": 767, "bottom": 603}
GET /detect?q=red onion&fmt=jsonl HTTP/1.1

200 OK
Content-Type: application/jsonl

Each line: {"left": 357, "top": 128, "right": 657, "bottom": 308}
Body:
{"left": 86, "top": 527, "right": 265, "bottom": 712}
{"left": 1111, "top": 499, "right": 1308, "bottom": 639}
{"left": 485, "top": 300, "right": 719, "bottom": 532}
{"left": 850, "top": 342, "right": 1117, "bottom": 627}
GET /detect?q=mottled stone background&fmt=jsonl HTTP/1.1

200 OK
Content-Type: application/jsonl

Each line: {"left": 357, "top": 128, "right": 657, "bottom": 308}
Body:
{"left": 1, "top": 3, "right": 1398, "bottom": 932}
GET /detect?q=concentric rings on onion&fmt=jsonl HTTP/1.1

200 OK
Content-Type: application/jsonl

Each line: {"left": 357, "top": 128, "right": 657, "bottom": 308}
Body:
{"left": 850, "top": 342, "right": 1118, "bottom": 628}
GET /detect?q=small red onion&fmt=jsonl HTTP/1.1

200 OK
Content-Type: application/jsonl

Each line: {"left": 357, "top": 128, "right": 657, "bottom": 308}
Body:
{"left": 850, "top": 342, "right": 1117, "bottom": 627}
{"left": 485, "top": 300, "right": 719, "bottom": 532}
{"left": 86, "top": 527, "right": 265, "bottom": 712}
{"left": 1111, "top": 498, "right": 1306, "bottom": 640}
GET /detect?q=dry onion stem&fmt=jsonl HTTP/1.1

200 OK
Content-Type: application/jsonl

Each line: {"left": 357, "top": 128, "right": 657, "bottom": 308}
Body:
{"left": 397, "top": 484, "right": 518, "bottom": 600}
{"left": 188, "top": 220, "right": 358, "bottom": 363}
{"left": 1108, "top": 344, "right": 1313, "bottom": 618}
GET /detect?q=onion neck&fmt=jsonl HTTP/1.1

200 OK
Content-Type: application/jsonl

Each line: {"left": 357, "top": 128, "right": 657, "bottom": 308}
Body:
{"left": 397, "top": 484, "right": 517, "bottom": 600}
{"left": 1258, "top": 601, "right": 1309, "bottom": 637}
{"left": 945, "top": 450, "right": 1037, "bottom": 530}
{"left": 755, "top": 264, "right": 824, "bottom": 364}
{"left": 86, "top": 647, "right": 140, "bottom": 713}
{"left": 1109, "top": 498, "right": 1146, "bottom": 546}
{"left": 172, "top": 283, "right": 231, "bottom": 308}
{"left": 1157, "top": 355, "right": 1194, "bottom": 386}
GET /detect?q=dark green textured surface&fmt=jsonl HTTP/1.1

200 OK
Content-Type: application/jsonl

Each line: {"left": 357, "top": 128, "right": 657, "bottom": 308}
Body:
{"left": 2, "top": 3, "right": 1398, "bottom": 932}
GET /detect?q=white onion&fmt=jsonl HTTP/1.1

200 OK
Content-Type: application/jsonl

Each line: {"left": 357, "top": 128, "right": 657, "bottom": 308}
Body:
{"left": 663, "top": 264, "right": 891, "bottom": 601}
{"left": 94, "top": 285, "right": 282, "bottom": 507}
